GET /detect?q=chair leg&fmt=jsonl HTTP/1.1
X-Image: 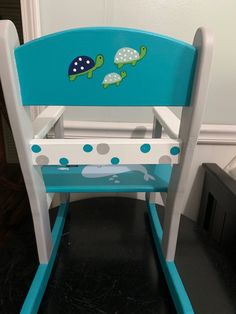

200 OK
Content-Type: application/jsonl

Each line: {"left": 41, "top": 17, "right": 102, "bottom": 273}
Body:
{"left": 162, "top": 206, "right": 181, "bottom": 261}
{"left": 21, "top": 201, "right": 69, "bottom": 314}
{"left": 161, "top": 164, "right": 187, "bottom": 262}
{"left": 30, "top": 200, "right": 52, "bottom": 263}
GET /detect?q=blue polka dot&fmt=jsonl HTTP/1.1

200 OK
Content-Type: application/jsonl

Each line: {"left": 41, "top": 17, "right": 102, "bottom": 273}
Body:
{"left": 83, "top": 144, "right": 93, "bottom": 152}
{"left": 59, "top": 157, "right": 69, "bottom": 165}
{"left": 31, "top": 145, "right": 41, "bottom": 153}
{"left": 111, "top": 157, "right": 120, "bottom": 165}
{"left": 140, "top": 144, "right": 151, "bottom": 153}
{"left": 170, "top": 146, "right": 180, "bottom": 155}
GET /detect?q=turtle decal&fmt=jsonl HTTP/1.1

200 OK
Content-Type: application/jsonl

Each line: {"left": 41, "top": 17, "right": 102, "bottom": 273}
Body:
{"left": 102, "top": 71, "right": 127, "bottom": 88}
{"left": 114, "top": 46, "right": 147, "bottom": 68}
{"left": 68, "top": 54, "right": 104, "bottom": 81}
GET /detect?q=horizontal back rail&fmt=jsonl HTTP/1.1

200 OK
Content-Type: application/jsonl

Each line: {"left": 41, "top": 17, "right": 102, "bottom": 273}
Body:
{"left": 15, "top": 27, "right": 197, "bottom": 107}
{"left": 30, "top": 138, "right": 181, "bottom": 165}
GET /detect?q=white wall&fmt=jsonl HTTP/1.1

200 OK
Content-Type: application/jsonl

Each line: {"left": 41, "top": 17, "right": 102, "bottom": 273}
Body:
{"left": 38, "top": 0, "right": 236, "bottom": 124}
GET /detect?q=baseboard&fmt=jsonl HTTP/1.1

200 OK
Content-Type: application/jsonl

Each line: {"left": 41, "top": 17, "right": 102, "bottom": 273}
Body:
{"left": 63, "top": 120, "right": 236, "bottom": 145}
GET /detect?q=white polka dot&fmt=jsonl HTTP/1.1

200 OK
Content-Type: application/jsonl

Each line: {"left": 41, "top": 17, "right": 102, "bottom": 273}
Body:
{"left": 124, "top": 54, "right": 127, "bottom": 57}
{"left": 74, "top": 62, "right": 78, "bottom": 65}
{"left": 119, "top": 52, "right": 121, "bottom": 55}
{"left": 73, "top": 68, "right": 77, "bottom": 72}
{"left": 86, "top": 60, "right": 90, "bottom": 64}
{"left": 78, "top": 57, "right": 82, "bottom": 61}
{"left": 81, "top": 66, "right": 84, "bottom": 70}
{"left": 129, "top": 57, "right": 132, "bottom": 60}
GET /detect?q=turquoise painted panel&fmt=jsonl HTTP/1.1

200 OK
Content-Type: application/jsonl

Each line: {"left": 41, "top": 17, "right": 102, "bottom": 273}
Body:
{"left": 148, "top": 203, "right": 194, "bottom": 313}
{"left": 15, "top": 27, "right": 197, "bottom": 106}
{"left": 41, "top": 164, "right": 172, "bottom": 193}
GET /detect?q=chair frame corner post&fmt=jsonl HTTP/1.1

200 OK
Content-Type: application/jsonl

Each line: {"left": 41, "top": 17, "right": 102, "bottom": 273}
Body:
{"left": 0, "top": 19, "right": 52, "bottom": 264}
{"left": 161, "top": 27, "right": 214, "bottom": 262}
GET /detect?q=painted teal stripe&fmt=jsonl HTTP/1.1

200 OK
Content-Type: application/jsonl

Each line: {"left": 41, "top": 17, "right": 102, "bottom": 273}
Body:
{"left": 20, "top": 201, "right": 69, "bottom": 314}
{"left": 148, "top": 203, "right": 194, "bottom": 314}
{"left": 45, "top": 185, "right": 168, "bottom": 193}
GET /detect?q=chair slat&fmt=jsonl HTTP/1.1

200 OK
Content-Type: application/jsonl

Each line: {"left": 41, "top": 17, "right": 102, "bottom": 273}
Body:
{"left": 30, "top": 138, "right": 181, "bottom": 165}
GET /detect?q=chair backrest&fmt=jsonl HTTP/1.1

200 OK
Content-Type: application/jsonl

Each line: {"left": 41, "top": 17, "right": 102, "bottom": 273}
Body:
{"left": 14, "top": 27, "right": 197, "bottom": 107}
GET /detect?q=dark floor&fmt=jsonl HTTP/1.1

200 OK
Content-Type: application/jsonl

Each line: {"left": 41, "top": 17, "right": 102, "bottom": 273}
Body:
{"left": 0, "top": 197, "right": 236, "bottom": 313}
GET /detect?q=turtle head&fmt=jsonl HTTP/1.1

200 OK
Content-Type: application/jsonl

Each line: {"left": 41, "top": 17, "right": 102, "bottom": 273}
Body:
{"left": 120, "top": 71, "right": 127, "bottom": 79}
{"left": 140, "top": 46, "right": 147, "bottom": 59}
{"left": 95, "top": 54, "right": 104, "bottom": 68}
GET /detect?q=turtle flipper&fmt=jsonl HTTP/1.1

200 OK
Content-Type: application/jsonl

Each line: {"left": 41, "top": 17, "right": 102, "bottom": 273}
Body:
{"left": 87, "top": 70, "right": 93, "bottom": 79}
{"left": 69, "top": 75, "right": 78, "bottom": 81}
{"left": 117, "top": 63, "right": 123, "bottom": 69}
{"left": 103, "top": 84, "right": 109, "bottom": 89}
{"left": 131, "top": 60, "right": 137, "bottom": 66}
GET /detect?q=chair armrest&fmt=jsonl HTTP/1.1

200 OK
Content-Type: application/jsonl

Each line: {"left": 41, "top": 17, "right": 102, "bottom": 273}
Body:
{"left": 33, "top": 106, "right": 65, "bottom": 139}
{"left": 153, "top": 107, "right": 180, "bottom": 139}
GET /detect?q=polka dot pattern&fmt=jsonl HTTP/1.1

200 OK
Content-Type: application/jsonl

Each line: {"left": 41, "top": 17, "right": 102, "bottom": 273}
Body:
{"left": 111, "top": 157, "right": 120, "bottom": 165}
{"left": 114, "top": 47, "right": 139, "bottom": 64}
{"left": 68, "top": 56, "right": 95, "bottom": 75}
{"left": 159, "top": 155, "right": 172, "bottom": 164}
{"left": 32, "top": 142, "right": 179, "bottom": 166}
{"left": 103, "top": 73, "right": 121, "bottom": 84}
{"left": 83, "top": 144, "right": 93, "bottom": 152}
{"left": 140, "top": 144, "right": 151, "bottom": 153}
{"left": 170, "top": 146, "right": 180, "bottom": 155}
{"left": 36, "top": 155, "right": 49, "bottom": 165}
{"left": 97, "top": 143, "right": 110, "bottom": 155}
{"left": 31, "top": 145, "right": 41, "bottom": 153}
{"left": 59, "top": 157, "right": 69, "bottom": 165}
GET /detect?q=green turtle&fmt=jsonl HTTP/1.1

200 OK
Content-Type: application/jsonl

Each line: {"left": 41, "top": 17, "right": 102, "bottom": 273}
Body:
{"left": 68, "top": 54, "right": 104, "bottom": 81}
{"left": 114, "top": 46, "right": 147, "bottom": 68}
{"left": 102, "top": 71, "right": 127, "bottom": 88}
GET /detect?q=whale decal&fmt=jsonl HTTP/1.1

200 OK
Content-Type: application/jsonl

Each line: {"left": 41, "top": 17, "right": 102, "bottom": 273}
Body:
{"left": 81, "top": 165, "right": 155, "bottom": 182}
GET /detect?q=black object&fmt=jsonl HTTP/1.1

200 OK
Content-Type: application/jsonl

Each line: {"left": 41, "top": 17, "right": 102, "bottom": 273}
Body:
{"left": 198, "top": 163, "right": 236, "bottom": 251}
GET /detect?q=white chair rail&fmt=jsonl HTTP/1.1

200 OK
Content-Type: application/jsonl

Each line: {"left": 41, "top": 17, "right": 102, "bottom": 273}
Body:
{"left": 33, "top": 106, "right": 65, "bottom": 139}
{"left": 153, "top": 107, "right": 180, "bottom": 139}
{"left": 30, "top": 138, "right": 181, "bottom": 165}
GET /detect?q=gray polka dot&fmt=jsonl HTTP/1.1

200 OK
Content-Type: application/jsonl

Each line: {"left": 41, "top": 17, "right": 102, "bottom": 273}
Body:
{"left": 159, "top": 155, "right": 172, "bottom": 164}
{"left": 97, "top": 143, "right": 110, "bottom": 155}
{"left": 36, "top": 155, "right": 49, "bottom": 165}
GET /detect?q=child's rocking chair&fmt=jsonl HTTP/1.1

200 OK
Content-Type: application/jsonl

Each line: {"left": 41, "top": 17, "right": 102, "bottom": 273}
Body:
{"left": 0, "top": 20, "right": 213, "bottom": 313}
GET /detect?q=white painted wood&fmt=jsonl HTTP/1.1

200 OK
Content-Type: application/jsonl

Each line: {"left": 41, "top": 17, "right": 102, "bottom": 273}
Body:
{"left": 153, "top": 108, "right": 180, "bottom": 139}
{"left": 0, "top": 20, "right": 52, "bottom": 263}
{"left": 53, "top": 113, "right": 70, "bottom": 204}
{"left": 30, "top": 138, "right": 181, "bottom": 165}
{"left": 162, "top": 28, "right": 214, "bottom": 261}
{"left": 33, "top": 106, "right": 65, "bottom": 139}
{"left": 152, "top": 116, "right": 163, "bottom": 138}
{"left": 60, "top": 120, "right": 153, "bottom": 139}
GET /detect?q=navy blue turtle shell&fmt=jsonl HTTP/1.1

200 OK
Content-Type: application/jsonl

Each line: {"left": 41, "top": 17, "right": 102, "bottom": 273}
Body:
{"left": 68, "top": 56, "right": 95, "bottom": 75}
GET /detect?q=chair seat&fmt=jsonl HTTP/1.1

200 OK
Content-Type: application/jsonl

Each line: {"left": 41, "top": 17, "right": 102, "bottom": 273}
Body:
{"left": 41, "top": 164, "right": 172, "bottom": 193}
